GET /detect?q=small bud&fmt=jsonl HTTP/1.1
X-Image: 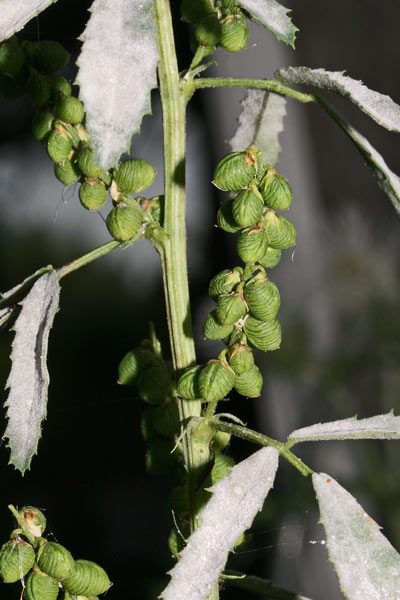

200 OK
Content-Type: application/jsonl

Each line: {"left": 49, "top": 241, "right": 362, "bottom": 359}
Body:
{"left": 106, "top": 197, "right": 144, "bottom": 242}
{"left": 237, "top": 225, "right": 268, "bottom": 263}
{"left": 211, "top": 453, "right": 235, "bottom": 484}
{"left": 180, "top": 0, "right": 214, "bottom": 23}
{"left": 37, "top": 541, "right": 74, "bottom": 580}
{"left": 243, "top": 316, "right": 282, "bottom": 351}
{"left": 62, "top": 560, "right": 111, "bottom": 597}
{"left": 79, "top": 179, "right": 108, "bottom": 211}
{"left": 259, "top": 166, "right": 292, "bottom": 210}
{"left": 198, "top": 359, "right": 235, "bottom": 402}
{"left": 194, "top": 14, "right": 222, "bottom": 48}
{"left": 244, "top": 274, "right": 280, "bottom": 321}
{"left": 55, "top": 95, "right": 84, "bottom": 124}
{"left": 216, "top": 291, "right": 248, "bottom": 325}
{"left": 54, "top": 158, "right": 80, "bottom": 186}
{"left": 213, "top": 149, "right": 257, "bottom": 191}
{"left": 24, "top": 570, "right": 59, "bottom": 600}
{"left": 32, "top": 110, "right": 54, "bottom": 142}
{"left": 114, "top": 158, "right": 156, "bottom": 194}
{"left": 176, "top": 366, "right": 202, "bottom": 400}
{"left": 219, "top": 15, "right": 249, "bottom": 52}
{"left": 234, "top": 364, "right": 263, "bottom": 397}
{"left": 257, "top": 246, "right": 282, "bottom": 269}
{"left": 232, "top": 186, "right": 264, "bottom": 228}
{"left": 216, "top": 200, "right": 243, "bottom": 233}
{"left": 26, "top": 72, "right": 52, "bottom": 106}
{"left": 47, "top": 129, "right": 73, "bottom": 163}
{"left": 203, "top": 310, "right": 234, "bottom": 340}
{"left": 228, "top": 343, "right": 254, "bottom": 374}
{"left": 31, "top": 40, "right": 70, "bottom": 74}
{"left": 140, "top": 195, "right": 165, "bottom": 225}
{"left": 137, "top": 365, "right": 172, "bottom": 404}
{"left": 0, "top": 538, "right": 35, "bottom": 583}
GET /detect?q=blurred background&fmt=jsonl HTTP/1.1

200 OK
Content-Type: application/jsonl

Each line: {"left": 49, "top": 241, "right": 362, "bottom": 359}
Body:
{"left": 0, "top": 1, "right": 399, "bottom": 598}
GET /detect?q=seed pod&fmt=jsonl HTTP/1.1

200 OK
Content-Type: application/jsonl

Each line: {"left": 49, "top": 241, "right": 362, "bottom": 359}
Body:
{"left": 75, "top": 124, "right": 91, "bottom": 145}
{"left": 198, "top": 359, "right": 235, "bottom": 402}
{"left": 63, "top": 123, "right": 81, "bottom": 148}
{"left": 176, "top": 365, "right": 202, "bottom": 400}
{"left": 219, "top": 15, "right": 249, "bottom": 52}
{"left": 228, "top": 343, "right": 254, "bottom": 374}
{"left": 216, "top": 200, "right": 242, "bottom": 233}
{"left": 211, "top": 453, "right": 235, "bottom": 484}
{"left": 237, "top": 225, "right": 268, "bottom": 263}
{"left": 212, "top": 430, "right": 231, "bottom": 452}
{"left": 47, "top": 129, "right": 73, "bottom": 163}
{"left": 264, "top": 211, "right": 296, "bottom": 249}
{"left": 106, "top": 197, "right": 144, "bottom": 242}
{"left": 137, "top": 365, "right": 172, "bottom": 404}
{"left": 152, "top": 402, "right": 180, "bottom": 438}
{"left": 37, "top": 542, "right": 74, "bottom": 580}
{"left": 243, "top": 316, "right": 282, "bottom": 351}
{"left": 32, "top": 110, "right": 54, "bottom": 142}
{"left": 180, "top": 0, "right": 214, "bottom": 22}
{"left": 56, "top": 95, "right": 84, "bottom": 125}
{"left": 195, "top": 14, "right": 222, "bottom": 47}
{"left": 0, "top": 538, "right": 35, "bottom": 583}
{"left": 213, "top": 149, "right": 257, "bottom": 191}
{"left": 232, "top": 186, "right": 264, "bottom": 227}
{"left": 140, "top": 195, "right": 165, "bottom": 225}
{"left": 24, "top": 570, "right": 59, "bottom": 600}
{"left": 234, "top": 364, "right": 263, "bottom": 397}
{"left": 203, "top": 310, "right": 234, "bottom": 340}
{"left": 77, "top": 147, "right": 103, "bottom": 179}
{"left": 19, "top": 506, "right": 46, "bottom": 538}
{"left": 31, "top": 40, "right": 70, "bottom": 74}
{"left": 64, "top": 593, "right": 99, "bottom": 600}
{"left": 118, "top": 348, "right": 155, "bottom": 386}
{"left": 259, "top": 166, "right": 292, "bottom": 210}
{"left": 114, "top": 158, "right": 156, "bottom": 194}
{"left": 223, "top": 327, "right": 246, "bottom": 347}
{"left": 220, "top": 0, "right": 243, "bottom": 14}
{"left": 257, "top": 246, "right": 282, "bottom": 269}
{"left": 26, "top": 72, "right": 52, "bottom": 106}
{"left": 54, "top": 158, "right": 80, "bottom": 186}
{"left": 216, "top": 292, "right": 247, "bottom": 325}
{"left": 79, "top": 179, "right": 108, "bottom": 211}
{"left": 146, "top": 438, "right": 180, "bottom": 475}
{"left": 208, "top": 267, "right": 242, "bottom": 300}
{"left": 62, "top": 560, "right": 110, "bottom": 597}
{"left": 0, "top": 37, "right": 25, "bottom": 78}
{"left": 50, "top": 76, "right": 71, "bottom": 96}
{"left": 244, "top": 274, "right": 280, "bottom": 321}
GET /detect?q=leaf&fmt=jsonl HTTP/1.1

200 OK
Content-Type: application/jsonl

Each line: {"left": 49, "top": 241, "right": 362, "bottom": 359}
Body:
{"left": 0, "top": 265, "right": 52, "bottom": 309}
{"left": 237, "top": 0, "right": 298, "bottom": 48}
{"left": 223, "top": 570, "right": 313, "bottom": 599}
{"left": 288, "top": 412, "right": 400, "bottom": 446}
{"left": 276, "top": 66, "right": 400, "bottom": 132}
{"left": 161, "top": 447, "right": 279, "bottom": 600}
{"left": 0, "top": 0, "right": 58, "bottom": 42}
{"left": 3, "top": 270, "right": 60, "bottom": 473}
{"left": 313, "top": 473, "right": 400, "bottom": 600}
{"left": 76, "top": 0, "right": 159, "bottom": 169}
{"left": 230, "top": 90, "right": 286, "bottom": 166}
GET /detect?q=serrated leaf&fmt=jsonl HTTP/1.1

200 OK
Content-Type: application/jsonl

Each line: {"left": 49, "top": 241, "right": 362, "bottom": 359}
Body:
{"left": 3, "top": 270, "right": 60, "bottom": 473}
{"left": 276, "top": 66, "right": 400, "bottom": 132}
{"left": 76, "top": 0, "right": 159, "bottom": 169}
{"left": 230, "top": 90, "right": 286, "bottom": 165}
{"left": 288, "top": 412, "right": 400, "bottom": 446}
{"left": 313, "top": 473, "right": 400, "bottom": 600}
{"left": 237, "top": 0, "right": 298, "bottom": 47}
{"left": 0, "top": 0, "right": 58, "bottom": 42}
{"left": 0, "top": 265, "right": 52, "bottom": 309}
{"left": 161, "top": 447, "right": 279, "bottom": 600}
{"left": 0, "top": 307, "right": 16, "bottom": 329}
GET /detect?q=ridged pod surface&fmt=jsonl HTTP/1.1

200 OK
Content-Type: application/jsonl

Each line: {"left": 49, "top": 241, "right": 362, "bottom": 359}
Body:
{"left": 152, "top": 402, "right": 180, "bottom": 438}
{"left": 195, "top": 14, "right": 222, "bottom": 47}
{"left": 228, "top": 343, "right": 254, "bottom": 374}
{"left": 140, "top": 408, "right": 158, "bottom": 442}
{"left": 216, "top": 292, "right": 247, "bottom": 325}
{"left": 55, "top": 95, "right": 84, "bottom": 125}
{"left": 234, "top": 365, "right": 263, "bottom": 397}
{"left": 79, "top": 180, "right": 107, "bottom": 210}
{"left": 212, "top": 430, "right": 231, "bottom": 452}
{"left": 244, "top": 277, "right": 280, "bottom": 321}
{"left": 77, "top": 148, "right": 102, "bottom": 179}
{"left": 106, "top": 198, "right": 144, "bottom": 242}
{"left": 31, "top": 41, "right": 70, "bottom": 74}
{"left": 20, "top": 506, "right": 47, "bottom": 538}
{"left": 264, "top": 211, "right": 296, "bottom": 249}
{"left": 0, "top": 539, "right": 35, "bottom": 583}
{"left": 37, "top": 542, "right": 74, "bottom": 580}
{"left": 26, "top": 73, "right": 51, "bottom": 106}
{"left": 55, "top": 159, "right": 80, "bottom": 186}
{"left": 203, "top": 310, "right": 234, "bottom": 340}
{"left": 244, "top": 316, "right": 282, "bottom": 351}
{"left": 51, "top": 76, "right": 71, "bottom": 96}
{"left": 62, "top": 560, "right": 110, "bottom": 596}
{"left": 32, "top": 111, "right": 54, "bottom": 142}
{"left": 219, "top": 15, "right": 249, "bottom": 52}
{"left": 47, "top": 130, "right": 73, "bottom": 163}
{"left": 0, "top": 38, "right": 25, "bottom": 78}
{"left": 216, "top": 200, "right": 242, "bottom": 233}
{"left": 198, "top": 359, "right": 235, "bottom": 402}
{"left": 114, "top": 159, "right": 156, "bottom": 194}
{"left": 180, "top": 0, "right": 214, "bottom": 22}
{"left": 137, "top": 365, "right": 172, "bottom": 404}
{"left": 118, "top": 348, "right": 155, "bottom": 386}
{"left": 232, "top": 187, "right": 264, "bottom": 227}
{"left": 237, "top": 226, "right": 268, "bottom": 263}
{"left": 211, "top": 453, "right": 235, "bottom": 483}
{"left": 208, "top": 268, "right": 242, "bottom": 300}
{"left": 259, "top": 167, "right": 292, "bottom": 210}
{"left": 24, "top": 570, "right": 59, "bottom": 600}
{"left": 213, "top": 150, "right": 257, "bottom": 191}
{"left": 257, "top": 246, "right": 282, "bottom": 269}
{"left": 176, "top": 365, "right": 202, "bottom": 400}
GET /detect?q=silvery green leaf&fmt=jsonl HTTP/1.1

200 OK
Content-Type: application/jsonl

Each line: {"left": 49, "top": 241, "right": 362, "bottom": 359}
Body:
{"left": 161, "top": 447, "right": 279, "bottom": 600}
{"left": 77, "top": 0, "right": 159, "bottom": 169}
{"left": 276, "top": 67, "right": 400, "bottom": 132}
{"left": 230, "top": 90, "right": 286, "bottom": 166}
{"left": 0, "top": 0, "right": 58, "bottom": 42}
{"left": 237, "top": 0, "right": 298, "bottom": 47}
{"left": 313, "top": 473, "right": 400, "bottom": 600}
{"left": 288, "top": 412, "right": 400, "bottom": 446}
{"left": 0, "top": 266, "right": 52, "bottom": 309}
{"left": 3, "top": 270, "right": 60, "bottom": 473}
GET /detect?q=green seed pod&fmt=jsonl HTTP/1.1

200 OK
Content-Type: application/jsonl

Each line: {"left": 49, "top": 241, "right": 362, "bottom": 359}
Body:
{"left": 259, "top": 166, "right": 292, "bottom": 210}
{"left": 152, "top": 402, "right": 180, "bottom": 438}
{"left": 234, "top": 364, "right": 263, "bottom": 397}
{"left": 176, "top": 365, "right": 202, "bottom": 400}
{"left": 194, "top": 14, "right": 222, "bottom": 47}
{"left": 211, "top": 453, "right": 235, "bottom": 484}
{"left": 37, "top": 542, "right": 74, "bottom": 581}
{"left": 114, "top": 158, "right": 156, "bottom": 194}
{"left": 118, "top": 348, "right": 155, "bottom": 386}
{"left": 257, "top": 246, "right": 282, "bottom": 269}
{"left": 75, "top": 124, "right": 91, "bottom": 145}
{"left": 140, "top": 407, "right": 158, "bottom": 442}
{"left": 26, "top": 72, "right": 52, "bottom": 106}
{"left": 219, "top": 15, "right": 249, "bottom": 52}
{"left": 208, "top": 267, "right": 242, "bottom": 300}
{"left": 0, "top": 71, "right": 27, "bottom": 100}
{"left": 223, "top": 327, "right": 246, "bottom": 347}
{"left": 203, "top": 310, "right": 234, "bottom": 340}
{"left": 64, "top": 593, "right": 99, "bottom": 600}
{"left": 79, "top": 179, "right": 108, "bottom": 211}
{"left": 137, "top": 365, "right": 172, "bottom": 404}
{"left": 232, "top": 186, "right": 264, "bottom": 228}
{"left": 264, "top": 211, "right": 296, "bottom": 249}
{"left": 198, "top": 359, "right": 235, "bottom": 402}
{"left": 32, "top": 110, "right": 54, "bottom": 142}
{"left": 212, "top": 430, "right": 231, "bottom": 452}
{"left": 0, "top": 37, "right": 25, "bottom": 77}
{"left": 77, "top": 147, "right": 103, "bottom": 179}
{"left": 180, "top": 0, "right": 214, "bottom": 23}
{"left": 220, "top": 0, "right": 243, "bottom": 13}
{"left": 55, "top": 95, "right": 84, "bottom": 125}
{"left": 228, "top": 343, "right": 254, "bottom": 374}
{"left": 237, "top": 226, "right": 268, "bottom": 263}
{"left": 244, "top": 274, "right": 280, "bottom": 321}
{"left": 243, "top": 316, "right": 282, "bottom": 351}
{"left": 216, "top": 292, "right": 247, "bottom": 325}
{"left": 55, "top": 159, "right": 80, "bottom": 186}
{"left": 0, "top": 538, "right": 35, "bottom": 583}
{"left": 50, "top": 76, "right": 71, "bottom": 96}
{"left": 47, "top": 129, "right": 73, "bottom": 163}
{"left": 216, "top": 200, "right": 242, "bottom": 233}
{"left": 31, "top": 40, "right": 70, "bottom": 74}
{"left": 140, "top": 195, "right": 165, "bottom": 226}
{"left": 106, "top": 197, "right": 144, "bottom": 242}
{"left": 213, "top": 149, "right": 257, "bottom": 191}
{"left": 19, "top": 506, "right": 46, "bottom": 538}
{"left": 24, "top": 570, "right": 59, "bottom": 600}
{"left": 62, "top": 560, "right": 110, "bottom": 597}
{"left": 146, "top": 438, "right": 180, "bottom": 475}
{"left": 63, "top": 123, "right": 81, "bottom": 148}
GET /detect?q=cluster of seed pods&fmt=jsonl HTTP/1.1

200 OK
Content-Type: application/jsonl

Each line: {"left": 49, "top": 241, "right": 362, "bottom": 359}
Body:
{"left": 0, "top": 506, "right": 111, "bottom": 600}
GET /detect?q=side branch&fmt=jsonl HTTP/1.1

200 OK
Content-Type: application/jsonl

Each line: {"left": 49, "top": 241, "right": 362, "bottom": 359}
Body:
{"left": 193, "top": 78, "right": 316, "bottom": 104}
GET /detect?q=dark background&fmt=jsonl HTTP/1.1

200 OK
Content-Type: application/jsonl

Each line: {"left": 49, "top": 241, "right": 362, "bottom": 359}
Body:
{"left": 0, "top": 1, "right": 399, "bottom": 598}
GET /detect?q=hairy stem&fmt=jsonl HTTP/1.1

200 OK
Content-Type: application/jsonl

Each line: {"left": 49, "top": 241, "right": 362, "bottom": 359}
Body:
{"left": 56, "top": 240, "right": 121, "bottom": 280}
{"left": 194, "top": 77, "right": 316, "bottom": 103}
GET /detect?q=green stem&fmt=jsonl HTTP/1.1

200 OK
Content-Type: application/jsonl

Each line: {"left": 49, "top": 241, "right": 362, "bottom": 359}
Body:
{"left": 56, "top": 240, "right": 121, "bottom": 280}
{"left": 222, "top": 571, "right": 313, "bottom": 600}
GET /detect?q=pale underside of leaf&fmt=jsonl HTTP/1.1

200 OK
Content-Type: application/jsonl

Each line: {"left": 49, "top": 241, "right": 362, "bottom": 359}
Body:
{"left": 237, "top": 0, "right": 298, "bottom": 47}
{"left": 313, "top": 473, "right": 400, "bottom": 600}
{"left": 76, "top": 0, "right": 159, "bottom": 169}
{"left": 0, "top": 265, "right": 52, "bottom": 309}
{"left": 230, "top": 89, "right": 286, "bottom": 166}
{"left": 288, "top": 412, "right": 400, "bottom": 445}
{"left": 161, "top": 447, "right": 279, "bottom": 600}
{"left": 3, "top": 270, "right": 60, "bottom": 473}
{"left": 276, "top": 66, "right": 400, "bottom": 132}
{"left": 0, "top": 0, "right": 57, "bottom": 42}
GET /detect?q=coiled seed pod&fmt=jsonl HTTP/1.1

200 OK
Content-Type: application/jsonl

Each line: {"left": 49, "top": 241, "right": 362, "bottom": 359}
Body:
{"left": 37, "top": 542, "right": 74, "bottom": 580}
{"left": 243, "top": 316, "right": 281, "bottom": 351}
{"left": 195, "top": 14, "right": 222, "bottom": 47}
{"left": 26, "top": 72, "right": 52, "bottom": 106}
{"left": 79, "top": 179, "right": 108, "bottom": 211}
{"left": 24, "top": 570, "right": 59, "bottom": 600}
{"left": 211, "top": 453, "right": 235, "bottom": 483}
{"left": 216, "top": 292, "right": 247, "bottom": 325}
{"left": 219, "top": 15, "right": 249, "bottom": 52}
{"left": 212, "top": 430, "right": 231, "bottom": 452}
{"left": 213, "top": 149, "right": 257, "bottom": 191}
{"left": 62, "top": 560, "right": 110, "bottom": 597}
{"left": 176, "top": 365, "right": 202, "bottom": 400}
{"left": 232, "top": 186, "right": 264, "bottom": 228}
{"left": 54, "top": 158, "right": 80, "bottom": 186}
{"left": 152, "top": 402, "right": 180, "bottom": 438}
{"left": 146, "top": 438, "right": 180, "bottom": 475}
{"left": 106, "top": 197, "right": 144, "bottom": 242}
{"left": 0, "top": 538, "right": 35, "bottom": 583}
{"left": 137, "top": 365, "right": 172, "bottom": 404}
{"left": 203, "top": 310, "right": 234, "bottom": 340}
{"left": 208, "top": 267, "right": 242, "bottom": 300}
{"left": 47, "top": 129, "right": 73, "bottom": 163}
{"left": 198, "top": 359, "right": 235, "bottom": 402}
{"left": 244, "top": 274, "right": 280, "bottom": 321}
{"left": 0, "top": 37, "right": 25, "bottom": 78}
{"left": 237, "top": 225, "right": 268, "bottom": 263}
{"left": 32, "top": 110, "right": 54, "bottom": 142}
{"left": 259, "top": 166, "right": 292, "bottom": 210}
{"left": 114, "top": 158, "right": 156, "bottom": 194}
{"left": 55, "top": 95, "right": 84, "bottom": 125}
{"left": 118, "top": 348, "right": 155, "bottom": 386}
{"left": 257, "top": 246, "right": 282, "bottom": 269}
{"left": 19, "top": 506, "right": 46, "bottom": 538}
{"left": 31, "top": 40, "right": 70, "bottom": 74}
{"left": 234, "top": 364, "right": 263, "bottom": 397}
{"left": 228, "top": 343, "right": 254, "bottom": 374}
{"left": 264, "top": 211, "right": 296, "bottom": 249}
{"left": 50, "top": 76, "right": 71, "bottom": 96}
{"left": 216, "top": 200, "right": 242, "bottom": 233}
{"left": 180, "top": 0, "right": 214, "bottom": 22}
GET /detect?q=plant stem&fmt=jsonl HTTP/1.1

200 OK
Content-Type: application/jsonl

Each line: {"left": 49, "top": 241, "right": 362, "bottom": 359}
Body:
{"left": 194, "top": 77, "right": 316, "bottom": 104}
{"left": 222, "top": 570, "right": 312, "bottom": 599}
{"left": 56, "top": 240, "right": 121, "bottom": 280}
